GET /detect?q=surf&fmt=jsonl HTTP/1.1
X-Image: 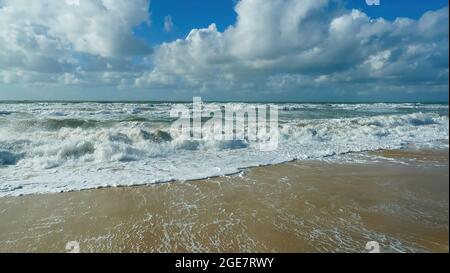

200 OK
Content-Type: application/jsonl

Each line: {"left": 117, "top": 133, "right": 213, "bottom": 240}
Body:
{"left": 0, "top": 102, "right": 448, "bottom": 197}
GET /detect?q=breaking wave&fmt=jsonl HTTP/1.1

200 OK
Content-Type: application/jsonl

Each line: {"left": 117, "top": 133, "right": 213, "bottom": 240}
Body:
{"left": 0, "top": 102, "right": 448, "bottom": 196}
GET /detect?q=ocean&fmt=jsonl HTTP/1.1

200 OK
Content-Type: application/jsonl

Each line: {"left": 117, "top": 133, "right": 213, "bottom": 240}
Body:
{"left": 0, "top": 101, "right": 448, "bottom": 197}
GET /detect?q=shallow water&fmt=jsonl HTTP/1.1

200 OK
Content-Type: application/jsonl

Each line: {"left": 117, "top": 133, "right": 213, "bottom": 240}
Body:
{"left": 0, "top": 153, "right": 447, "bottom": 253}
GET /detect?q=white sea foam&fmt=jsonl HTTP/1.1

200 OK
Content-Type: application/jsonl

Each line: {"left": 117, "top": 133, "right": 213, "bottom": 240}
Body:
{"left": 0, "top": 102, "right": 448, "bottom": 196}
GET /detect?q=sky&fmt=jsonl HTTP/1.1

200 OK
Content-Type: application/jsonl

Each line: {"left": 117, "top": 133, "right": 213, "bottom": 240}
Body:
{"left": 0, "top": 0, "right": 448, "bottom": 102}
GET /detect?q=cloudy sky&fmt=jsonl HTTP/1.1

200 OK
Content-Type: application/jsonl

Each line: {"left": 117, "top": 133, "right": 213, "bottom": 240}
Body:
{"left": 0, "top": 0, "right": 448, "bottom": 102}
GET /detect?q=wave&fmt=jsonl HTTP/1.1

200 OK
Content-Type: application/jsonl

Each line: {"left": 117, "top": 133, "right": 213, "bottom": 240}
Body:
{"left": 0, "top": 104, "right": 448, "bottom": 196}
{"left": 1, "top": 113, "right": 448, "bottom": 165}
{"left": 16, "top": 118, "right": 100, "bottom": 131}
{"left": 6, "top": 117, "right": 160, "bottom": 132}
{"left": 0, "top": 150, "right": 22, "bottom": 166}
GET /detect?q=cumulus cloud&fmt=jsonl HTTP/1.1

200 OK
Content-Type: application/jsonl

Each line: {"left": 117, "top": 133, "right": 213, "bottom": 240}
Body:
{"left": 1, "top": 0, "right": 150, "bottom": 58}
{"left": 149, "top": 0, "right": 448, "bottom": 99}
{"left": 0, "top": 0, "right": 448, "bottom": 100}
{"left": 0, "top": 0, "right": 151, "bottom": 87}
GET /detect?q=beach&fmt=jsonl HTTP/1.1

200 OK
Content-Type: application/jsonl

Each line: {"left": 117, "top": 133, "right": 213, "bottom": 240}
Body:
{"left": 0, "top": 149, "right": 448, "bottom": 253}
{"left": 0, "top": 102, "right": 448, "bottom": 253}
{"left": 0, "top": 0, "right": 449, "bottom": 259}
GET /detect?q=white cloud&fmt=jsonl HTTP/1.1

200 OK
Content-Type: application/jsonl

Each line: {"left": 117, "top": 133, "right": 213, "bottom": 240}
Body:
{"left": 227, "top": 0, "right": 329, "bottom": 59}
{"left": 0, "top": 0, "right": 152, "bottom": 88}
{"left": 151, "top": 0, "right": 448, "bottom": 98}
{"left": 0, "top": 0, "right": 150, "bottom": 58}
{"left": 0, "top": 0, "right": 448, "bottom": 100}
{"left": 164, "top": 15, "right": 174, "bottom": 32}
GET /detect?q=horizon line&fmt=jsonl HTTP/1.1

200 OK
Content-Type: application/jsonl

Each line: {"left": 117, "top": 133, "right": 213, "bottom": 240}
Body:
{"left": 0, "top": 99, "right": 448, "bottom": 104}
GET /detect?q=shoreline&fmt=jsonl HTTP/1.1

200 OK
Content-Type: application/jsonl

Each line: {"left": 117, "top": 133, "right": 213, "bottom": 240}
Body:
{"left": 0, "top": 148, "right": 448, "bottom": 253}
{"left": 3, "top": 147, "right": 449, "bottom": 199}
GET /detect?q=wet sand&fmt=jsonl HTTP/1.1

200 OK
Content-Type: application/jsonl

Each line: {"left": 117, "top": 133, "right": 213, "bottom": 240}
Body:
{"left": 0, "top": 150, "right": 448, "bottom": 253}
{"left": 370, "top": 148, "right": 449, "bottom": 162}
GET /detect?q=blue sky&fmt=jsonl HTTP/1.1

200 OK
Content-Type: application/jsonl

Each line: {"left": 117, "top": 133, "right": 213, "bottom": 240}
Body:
{"left": 135, "top": 0, "right": 237, "bottom": 46}
{"left": 136, "top": 0, "right": 449, "bottom": 45}
{"left": 0, "top": 0, "right": 448, "bottom": 102}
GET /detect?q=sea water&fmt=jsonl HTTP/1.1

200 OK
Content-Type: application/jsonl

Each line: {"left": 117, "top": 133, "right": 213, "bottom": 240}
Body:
{"left": 0, "top": 102, "right": 448, "bottom": 197}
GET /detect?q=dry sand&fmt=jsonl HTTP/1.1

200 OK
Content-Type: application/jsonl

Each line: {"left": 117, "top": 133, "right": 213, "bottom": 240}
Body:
{"left": 0, "top": 149, "right": 448, "bottom": 253}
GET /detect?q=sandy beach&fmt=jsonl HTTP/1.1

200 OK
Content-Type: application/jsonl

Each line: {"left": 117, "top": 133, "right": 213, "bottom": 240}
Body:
{"left": 0, "top": 149, "right": 448, "bottom": 253}
{"left": 0, "top": 0, "right": 449, "bottom": 261}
